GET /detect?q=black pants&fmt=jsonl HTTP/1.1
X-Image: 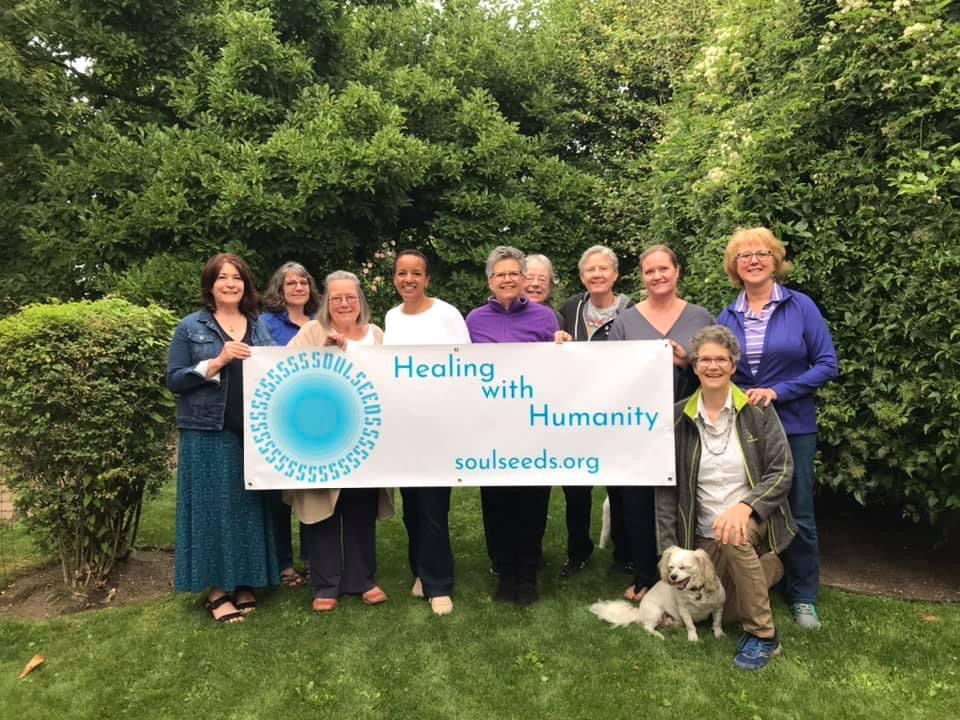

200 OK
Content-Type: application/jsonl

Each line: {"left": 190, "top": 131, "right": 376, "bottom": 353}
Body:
{"left": 269, "top": 491, "right": 304, "bottom": 569}
{"left": 562, "top": 485, "right": 631, "bottom": 564}
{"left": 481, "top": 486, "right": 551, "bottom": 583}
{"left": 400, "top": 486, "right": 454, "bottom": 597}
{"left": 622, "top": 485, "right": 659, "bottom": 589}
{"left": 301, "top": 488, "right": 379, "bottom": 599}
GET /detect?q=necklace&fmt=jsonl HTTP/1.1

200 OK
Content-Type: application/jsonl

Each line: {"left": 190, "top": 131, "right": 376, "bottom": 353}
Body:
{"left": 215, "top": 313, "right": 245, "bottom": 337}
{"left": 699, "top": 415, "right": 734, "bottom": 456}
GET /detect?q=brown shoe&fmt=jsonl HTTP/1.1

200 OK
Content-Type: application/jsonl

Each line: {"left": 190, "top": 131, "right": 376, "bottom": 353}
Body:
{"left": 311, "top": 597, "right": 337, "bottom": 613}
{"left": 362, "top": 586, "right": 388, "bottom": 605}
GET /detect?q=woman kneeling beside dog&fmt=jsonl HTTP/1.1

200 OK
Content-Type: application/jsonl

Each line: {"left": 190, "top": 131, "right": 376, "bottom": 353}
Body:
{"left": 656, "top": 325, "right": 797, "bottom": 671}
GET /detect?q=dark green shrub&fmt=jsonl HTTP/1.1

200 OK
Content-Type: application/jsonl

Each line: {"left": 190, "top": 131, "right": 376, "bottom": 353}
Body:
{"left": 635, "top": 0, "right": 960, "bottom": 523}
{"left": 94, "top": 253, "right": 205, "bottom": 318}
{"left": 0, "top": 299, "right": 177, "bottom": 588}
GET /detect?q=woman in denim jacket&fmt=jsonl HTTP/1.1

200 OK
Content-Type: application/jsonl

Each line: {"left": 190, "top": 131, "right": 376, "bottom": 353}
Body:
{"left": 166, "top": 253, "right": 279, "bottom": 623}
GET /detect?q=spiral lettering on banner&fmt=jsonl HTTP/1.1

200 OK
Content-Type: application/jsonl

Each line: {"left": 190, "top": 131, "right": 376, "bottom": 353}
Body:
{"left": 249, "top": 350, "right": 381, "bottom": 483}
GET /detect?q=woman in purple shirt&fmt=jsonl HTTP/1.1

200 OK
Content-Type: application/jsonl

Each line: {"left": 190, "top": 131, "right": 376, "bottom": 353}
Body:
{"left": 466, "top": 246, "right": 559, "bottom": 606}
{"left": 716, "top": 227, "right": 838, "bottom": 630}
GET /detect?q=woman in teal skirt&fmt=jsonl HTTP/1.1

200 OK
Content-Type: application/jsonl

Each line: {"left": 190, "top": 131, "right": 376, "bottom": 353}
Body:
{"left": 166, "top": 253, "right": 280, "bottom": 623}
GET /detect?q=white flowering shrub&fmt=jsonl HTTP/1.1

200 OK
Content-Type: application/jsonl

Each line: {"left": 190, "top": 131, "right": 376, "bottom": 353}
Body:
{"left": 636, "top": 0, "right": 960, "bottom": 524}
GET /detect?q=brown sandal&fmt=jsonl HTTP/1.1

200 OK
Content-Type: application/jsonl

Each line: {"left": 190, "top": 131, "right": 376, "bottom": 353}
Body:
{"left": 362, "top": 586, "right": 388, "bottom": 605}
{"left": 280, "top": 568, "right": 305, "bottom": 588}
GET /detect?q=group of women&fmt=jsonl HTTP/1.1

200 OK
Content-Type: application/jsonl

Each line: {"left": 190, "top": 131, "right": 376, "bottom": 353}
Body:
{"left": 166, "top": 227, "right": 837, "bottom": 669}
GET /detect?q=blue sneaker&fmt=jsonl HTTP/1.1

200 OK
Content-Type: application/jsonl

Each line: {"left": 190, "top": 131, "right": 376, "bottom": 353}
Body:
{"left": 791, "top": 602, "right": 822, "bottom": 630}
{"left": 733, "top": 633, "right": 781, "bottom": 671}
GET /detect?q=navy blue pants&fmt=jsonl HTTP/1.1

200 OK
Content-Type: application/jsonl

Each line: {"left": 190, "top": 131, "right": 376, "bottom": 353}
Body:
{"left": 269, "top": 491, "right": 304, "bottom": 570}
{"left": 400, "top": 487, "right": 455, "bottom": 597}
{"left": 781, "top": 433, "right": 820, "bottom": 604}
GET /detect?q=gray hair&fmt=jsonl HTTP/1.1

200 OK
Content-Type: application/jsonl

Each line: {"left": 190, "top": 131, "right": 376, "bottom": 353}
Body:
{"left": 578, "top": 245, "right": 619, "bottom": 273}
{"left": 689, "top": 325, "right": 741, "bottom": 366}
{"left": 485, "top": 245, "right": 527, "bottom": 277}
{"left": 318, "top": 270, "right": 372, "bottom": 328}
{"left": 262, "top": 261, "right": 321, "bottom": 315}
{"left": 525, "top": 253, "right": 557, "bottom": 288}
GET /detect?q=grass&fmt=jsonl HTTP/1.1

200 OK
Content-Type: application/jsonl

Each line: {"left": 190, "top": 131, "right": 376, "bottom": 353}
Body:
{"left": 0, "top": 520, "right": 43, "bottom": 587}
{"left": 1, "top": 483, "right": 958, "bottom": 719}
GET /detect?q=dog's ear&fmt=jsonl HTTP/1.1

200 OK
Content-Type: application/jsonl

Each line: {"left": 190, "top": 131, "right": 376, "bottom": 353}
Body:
{"left": 658, "top": 546, "right": 677, "bottom": 581}
{"left": 694, "top": 548, "right": 719, "bottom": 591}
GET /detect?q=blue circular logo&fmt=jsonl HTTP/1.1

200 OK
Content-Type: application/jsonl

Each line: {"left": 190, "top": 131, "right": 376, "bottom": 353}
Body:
{"left": 249, "top": 351, "right": 381, "bottom": 483}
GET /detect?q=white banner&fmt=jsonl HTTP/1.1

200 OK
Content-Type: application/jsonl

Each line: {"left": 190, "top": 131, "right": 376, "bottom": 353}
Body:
{"left": 243, "top": 340, "right": 676, "bottom": 489}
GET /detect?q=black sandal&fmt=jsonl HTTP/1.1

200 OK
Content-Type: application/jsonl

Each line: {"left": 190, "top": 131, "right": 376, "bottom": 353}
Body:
{"left": 205, "top": 594, "right": 244, "bottom": 624}
{"left": 233, "top": 587, "right": 257, "bottom": 615}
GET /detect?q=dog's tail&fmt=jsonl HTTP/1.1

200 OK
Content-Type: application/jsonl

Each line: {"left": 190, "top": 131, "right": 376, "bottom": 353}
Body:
{"left": 598, "top": 495, "right": 611, "bottom": 549}
{"left": 589, "top": 600, "right": 641, "bottom": 627}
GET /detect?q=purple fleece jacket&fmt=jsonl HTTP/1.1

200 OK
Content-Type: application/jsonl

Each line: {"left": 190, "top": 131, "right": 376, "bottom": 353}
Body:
{"left": 466, "top": 296, "right": 559, "bottom": 344}
{"left": 717, "top": 287, "right": 838, "bottom": 435}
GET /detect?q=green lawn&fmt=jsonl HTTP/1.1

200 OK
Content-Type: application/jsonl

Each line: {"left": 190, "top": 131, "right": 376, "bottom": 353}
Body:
{"left": 1, "top": 483, "right": 958, "bottom": 719}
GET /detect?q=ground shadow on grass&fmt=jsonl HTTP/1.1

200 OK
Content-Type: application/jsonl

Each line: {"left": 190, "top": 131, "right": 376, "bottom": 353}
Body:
{"left": 1, "top": 487, "right": 958, "bottom": 620}
{"left": 817, "top": 488, "right": 960, "bottom": 603}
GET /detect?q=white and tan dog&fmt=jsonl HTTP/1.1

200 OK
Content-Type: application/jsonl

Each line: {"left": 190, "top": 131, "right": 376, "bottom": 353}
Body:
{"left": 590, "top": 546, "right": 725, "bottom": 642}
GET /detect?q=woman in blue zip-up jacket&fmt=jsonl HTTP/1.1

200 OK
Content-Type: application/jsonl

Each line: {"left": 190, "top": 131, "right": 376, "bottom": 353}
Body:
{"left": 166, "top": 253, "right": 280, "bottom": 623}
{"left": 717, "top": 227, "right": 838, "bottom": 631}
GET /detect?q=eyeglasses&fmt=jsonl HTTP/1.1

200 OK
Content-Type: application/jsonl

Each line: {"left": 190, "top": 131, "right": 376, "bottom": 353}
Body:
{"left": 736, "top": 250, "right": 774, "bottom": 263}
{"left": 284, "top": 280, "right": 310, "bottom": 288}
{"left": 329, "top": 295, "right": 359, "bottom": 305}
{"left": 694, "top": 356, "right": 733, "bottom": 368}
{"left": 490, "top": 271, "right": 522, "bottom": 281}
{"left": 525, "top": 274, "right": 550, "bottom": 284}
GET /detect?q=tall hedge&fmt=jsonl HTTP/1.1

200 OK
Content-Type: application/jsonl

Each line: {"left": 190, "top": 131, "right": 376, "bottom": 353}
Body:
{"left": 0, "top": 299, "right": 177, "bottom": 588}
{"left": 635, "top": 0, "right": 960, "bottom": 523}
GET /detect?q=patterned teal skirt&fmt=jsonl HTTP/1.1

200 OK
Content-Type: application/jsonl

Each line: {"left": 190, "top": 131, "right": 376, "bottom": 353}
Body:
{"left": 174, "top": 429, "right": 280, "bottom": 592}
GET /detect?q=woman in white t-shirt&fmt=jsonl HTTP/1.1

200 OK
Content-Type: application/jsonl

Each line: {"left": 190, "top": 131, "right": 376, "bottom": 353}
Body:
{"left": 383, "top": 250, "right": 470, "bottom": 615}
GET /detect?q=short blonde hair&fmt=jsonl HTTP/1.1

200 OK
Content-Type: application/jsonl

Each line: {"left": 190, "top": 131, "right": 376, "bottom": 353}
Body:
{"left": 723, "top": 227, "right": 792, "bottom": 288}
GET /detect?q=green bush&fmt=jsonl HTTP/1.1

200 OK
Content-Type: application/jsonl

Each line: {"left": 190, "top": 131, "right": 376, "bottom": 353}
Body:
{"left": 635, "top": 0, "right": 960, "bottom": 523}
{"left": 93, "top": 253, "right": 204, "bottom": 318}
{"left": 0, "top": 298, "right": 177, "bottom": 588}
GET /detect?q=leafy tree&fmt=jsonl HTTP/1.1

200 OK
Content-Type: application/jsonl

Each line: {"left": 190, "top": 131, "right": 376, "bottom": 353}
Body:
{"left": 637, "top": 0, "right": 960, "bottom": 523}
{"left": 3, "top": 0, "right": 605, "bottom": 319}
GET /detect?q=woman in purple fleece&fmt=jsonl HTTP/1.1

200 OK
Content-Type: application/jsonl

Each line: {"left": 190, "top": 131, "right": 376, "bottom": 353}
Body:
{"left": 717, "top": 227, "right": 838, "bottom": 630}
{"left": 466, "top": 246, "right": 559, "bottom": 606}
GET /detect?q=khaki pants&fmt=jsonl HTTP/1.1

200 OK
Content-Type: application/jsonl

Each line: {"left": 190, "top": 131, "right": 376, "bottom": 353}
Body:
{"left": 697, "top": 518, "right": 782, "bottom": 639}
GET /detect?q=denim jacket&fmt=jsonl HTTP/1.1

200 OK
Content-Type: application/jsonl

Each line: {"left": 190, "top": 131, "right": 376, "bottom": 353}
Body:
{"left": 166, "top": 309, "right": 275, "bottom": 431}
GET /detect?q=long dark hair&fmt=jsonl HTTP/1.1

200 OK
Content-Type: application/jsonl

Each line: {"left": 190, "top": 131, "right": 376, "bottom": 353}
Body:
{"left": 200, "top": 253, "right": 259, "bottom": 316}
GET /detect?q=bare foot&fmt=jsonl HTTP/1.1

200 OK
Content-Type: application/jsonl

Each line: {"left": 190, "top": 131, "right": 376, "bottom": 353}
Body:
{"left": 411, "top": 577, "right": 424, "bottom": 598}
{"left": 430, "top": 596, "right": 453, "bottom": 615}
